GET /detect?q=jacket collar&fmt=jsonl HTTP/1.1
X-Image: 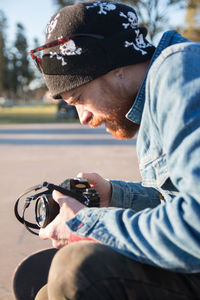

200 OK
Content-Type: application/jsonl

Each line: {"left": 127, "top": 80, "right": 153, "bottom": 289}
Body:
{"left": 126, "top": 30, "right": 177, "bottom": 124}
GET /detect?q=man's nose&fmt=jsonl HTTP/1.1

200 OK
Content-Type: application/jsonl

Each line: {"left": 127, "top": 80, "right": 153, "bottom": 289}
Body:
{"left": 76, "top": 105, "right": 93, "bottom": 125}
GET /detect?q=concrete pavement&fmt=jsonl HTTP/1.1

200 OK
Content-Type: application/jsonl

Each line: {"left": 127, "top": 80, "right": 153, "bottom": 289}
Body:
{"left": 0, "top": 123, "right": 141, "bottom": 299}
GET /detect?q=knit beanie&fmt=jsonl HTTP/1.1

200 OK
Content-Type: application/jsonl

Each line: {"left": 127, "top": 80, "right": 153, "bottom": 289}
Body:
{"left": 42, "top": 1, "right": 155, "bottom": 99}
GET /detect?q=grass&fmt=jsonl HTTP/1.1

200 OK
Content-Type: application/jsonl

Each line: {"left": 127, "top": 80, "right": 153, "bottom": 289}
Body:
{"left": 0, "top": 104, "right": 76, "bottom": 124}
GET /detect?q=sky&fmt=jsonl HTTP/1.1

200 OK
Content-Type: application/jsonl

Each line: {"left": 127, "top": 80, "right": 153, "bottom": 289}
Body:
{"left": 1, "top": 0, "right": 186, "bottom": 49}
{"left": 0, "top": 0, "right": 57, "bottom": 48}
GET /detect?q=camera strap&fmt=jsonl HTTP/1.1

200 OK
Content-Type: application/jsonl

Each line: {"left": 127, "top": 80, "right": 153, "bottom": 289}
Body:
{"left": 14, "top": 185, "right": 49, "bottom": 235}
{"left": 14, "top": 182, "right": 89, "bottom": 236}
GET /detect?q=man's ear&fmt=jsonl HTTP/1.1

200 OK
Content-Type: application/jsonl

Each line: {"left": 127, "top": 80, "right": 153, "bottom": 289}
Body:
{"left": 115, "top": 68, "right": 124, "bottom": 80}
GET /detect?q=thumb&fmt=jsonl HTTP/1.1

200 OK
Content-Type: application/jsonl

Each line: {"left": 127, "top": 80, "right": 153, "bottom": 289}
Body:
{"left": 52, "top": 189, "right": 86, "bottom": 214}
{"left": 52, "top": 189, "right": 67, "bottom": 204}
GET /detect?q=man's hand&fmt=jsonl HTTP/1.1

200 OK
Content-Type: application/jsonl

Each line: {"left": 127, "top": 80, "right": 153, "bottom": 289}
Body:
{"left": 77, "top": 172, "right": 112, "bottom": 207}
{"left": 39, "top": 190, "right": 85, "bottom": 249}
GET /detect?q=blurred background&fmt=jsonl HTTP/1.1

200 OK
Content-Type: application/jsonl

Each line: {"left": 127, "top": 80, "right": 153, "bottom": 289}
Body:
{"left": 0, "top": 0, "right": 200, "bottom": 299}
{"left": 0, "top": 0, "right": 200, "bottom": 121}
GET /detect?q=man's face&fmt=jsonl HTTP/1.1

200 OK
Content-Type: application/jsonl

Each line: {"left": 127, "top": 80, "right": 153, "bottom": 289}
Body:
{"left": 61, "top": 71, "right": 139, "bottom": 140}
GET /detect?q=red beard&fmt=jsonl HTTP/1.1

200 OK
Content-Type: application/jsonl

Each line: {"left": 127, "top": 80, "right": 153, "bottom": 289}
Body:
{"left": 89, "top": 115, "right": 139, "bottom": 140}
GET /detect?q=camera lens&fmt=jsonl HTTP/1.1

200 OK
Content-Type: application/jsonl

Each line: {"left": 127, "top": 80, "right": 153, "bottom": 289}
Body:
{"left": 35, "top": 194, "right": 60, "bottom": 228}
{"left": 35, "top": 196, "right": 48, "bottom": 228}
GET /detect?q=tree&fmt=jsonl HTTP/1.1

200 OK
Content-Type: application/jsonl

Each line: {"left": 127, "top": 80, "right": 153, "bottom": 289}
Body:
{"left": 120, "top": 0, "right": 185, "bottom": 41}
{"left": 29, "top": 37, "right": 46, "bottom": 92}
{"left": 53, "top": 0, "right": 73, "bottom": 7}
{"left": 10, "top": 23, "right": 33, "bottom": 99}
{"left": 0, "top": 10, "right": 9, "bottom": 96}
{"left": 182, "top": 0, "right": 200, "bottom": 41}
{"left": 53, "top": 0, "right": 185, "bottom": 41}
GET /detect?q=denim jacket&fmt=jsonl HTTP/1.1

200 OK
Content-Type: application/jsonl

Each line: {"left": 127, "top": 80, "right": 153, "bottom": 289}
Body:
{"left": 67, "top": 31, "right": 200, "bottom": 273}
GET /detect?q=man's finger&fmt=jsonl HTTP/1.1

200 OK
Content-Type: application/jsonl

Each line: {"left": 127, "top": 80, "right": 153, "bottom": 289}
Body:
{"left": 39, "top": 227, "right": 49, "bottom": 240}
{"left": 76, "top": 172, "right": 100, "bottom": 185}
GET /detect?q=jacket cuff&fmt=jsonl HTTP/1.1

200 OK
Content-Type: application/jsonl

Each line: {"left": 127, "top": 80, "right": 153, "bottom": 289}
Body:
{"left": 66, "top": 208, "right": 103, "bottom": 237}
{"left": 110, "top": 181, "right": 125, "bottom": 207}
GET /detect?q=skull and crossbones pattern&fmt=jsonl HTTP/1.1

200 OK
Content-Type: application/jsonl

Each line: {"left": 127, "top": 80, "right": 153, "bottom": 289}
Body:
{"left": 119, "top": 11, "right": 138, "bottom": 29}
{"left": 124, "top": 29, "right": 151, "bottom": 55}
{"left": 60, "top": 40, "right": 82, "bottom": 56}
{"left": 49, "top": 52, "right": 67, "bottom": 66}
{"left": 86, "top": 1, "right": 116, "bottom": 15}
{"left": 49, "top": 40, "right": 82, "bottom": 66}
{"left": 46, "top": 13, "right": 60, "bottom": 39}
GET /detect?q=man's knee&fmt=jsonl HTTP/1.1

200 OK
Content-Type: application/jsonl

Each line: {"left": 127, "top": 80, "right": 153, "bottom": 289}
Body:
{"left": 48, "top": 241, "right": 103, "bottom": 299}
{"left": 35, "top": 284, "right": 48, "bottom": 300}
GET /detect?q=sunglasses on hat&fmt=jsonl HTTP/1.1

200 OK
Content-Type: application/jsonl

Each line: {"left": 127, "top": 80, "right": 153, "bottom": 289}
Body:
{"left": 30, "top": 33, "right": 104, "bottom": 73}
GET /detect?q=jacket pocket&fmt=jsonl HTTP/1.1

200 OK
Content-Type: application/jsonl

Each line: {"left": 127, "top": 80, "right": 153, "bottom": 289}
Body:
{"left": 140, "top": 154, "right": 169, "bottom": 188}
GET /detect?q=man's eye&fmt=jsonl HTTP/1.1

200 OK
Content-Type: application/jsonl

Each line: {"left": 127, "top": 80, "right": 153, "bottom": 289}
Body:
{"left": 68, "top": 98, "right": 77, "bottom": 106}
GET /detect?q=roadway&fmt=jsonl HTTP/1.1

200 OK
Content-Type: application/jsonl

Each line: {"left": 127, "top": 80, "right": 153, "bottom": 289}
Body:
{"left": 0, "top": 123, "right": 141, "bottom": 299}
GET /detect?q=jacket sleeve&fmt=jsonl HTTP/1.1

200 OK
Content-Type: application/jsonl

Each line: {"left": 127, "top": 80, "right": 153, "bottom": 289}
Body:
{"left": 66, "top": 43, "right": 200, "bottom": 273}
{"left": 110, "top": 180, "right": 160, "bottom": 211}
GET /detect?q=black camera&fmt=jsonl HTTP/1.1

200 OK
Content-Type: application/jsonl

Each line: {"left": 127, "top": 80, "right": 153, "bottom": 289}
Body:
{"left": 15, "top": 178, "right": 100, "bottom": 235}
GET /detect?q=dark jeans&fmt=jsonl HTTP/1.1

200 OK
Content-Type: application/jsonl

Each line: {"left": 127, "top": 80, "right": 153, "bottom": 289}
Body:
{"left": 35, "top": 241, "right": 200, "bottom": 300}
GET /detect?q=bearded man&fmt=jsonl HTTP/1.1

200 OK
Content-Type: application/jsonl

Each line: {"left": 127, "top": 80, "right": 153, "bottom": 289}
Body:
{"left": 29, "top": 1, "right": 200, "bottom": 299}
